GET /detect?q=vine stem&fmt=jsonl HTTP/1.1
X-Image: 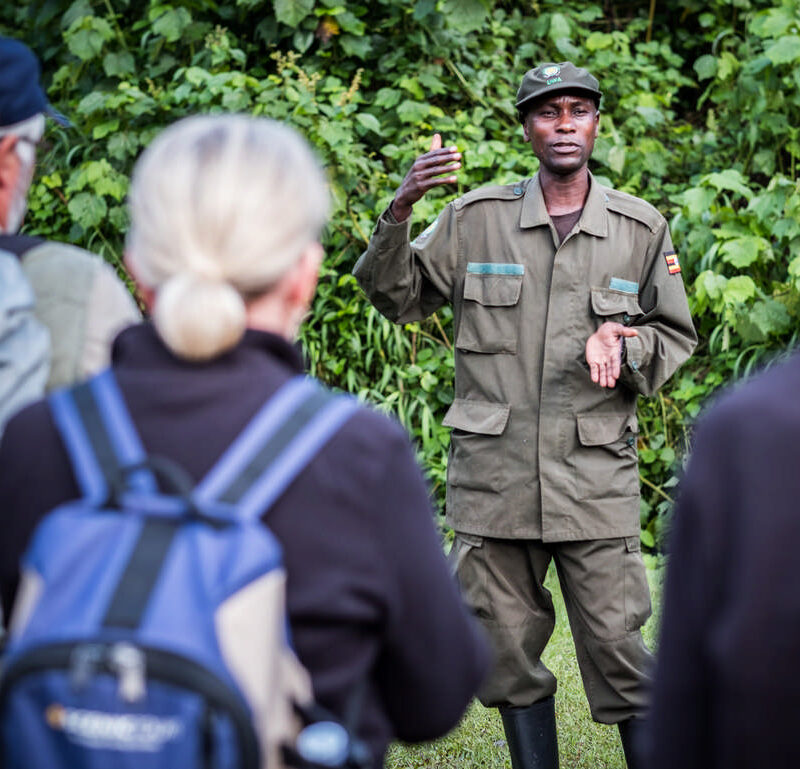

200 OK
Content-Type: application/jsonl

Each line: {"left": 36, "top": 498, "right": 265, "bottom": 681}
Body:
{"left": 101, "top": 0, "right": 129, "bottom": 51}
{"left": 640, "top": 473, "right": 673, "bottom": 503}
{"left": 431, "top": 312, "right": 453, "bottom": 351}
{"left": 348, "top": 210, "right": 369, "bottom": 244}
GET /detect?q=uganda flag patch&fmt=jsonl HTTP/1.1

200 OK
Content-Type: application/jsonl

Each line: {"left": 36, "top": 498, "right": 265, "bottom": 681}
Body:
{"left": 664, "top": 250, "right": 681, "bottom": 275}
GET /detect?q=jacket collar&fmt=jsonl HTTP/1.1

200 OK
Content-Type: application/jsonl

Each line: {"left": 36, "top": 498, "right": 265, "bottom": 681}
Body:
{"left": 519, "top": 171, "right": 608, "bottom": 238}
{"left": 112, "top": 322, "right": 306, "bottom": 374}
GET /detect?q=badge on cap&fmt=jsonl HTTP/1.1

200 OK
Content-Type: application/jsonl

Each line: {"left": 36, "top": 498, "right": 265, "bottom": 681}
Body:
{"left": 542, "top": 65, "right": 562, "bottom": 85}
{"left": 664, "top": 250, "right": 681, "bottom": 274}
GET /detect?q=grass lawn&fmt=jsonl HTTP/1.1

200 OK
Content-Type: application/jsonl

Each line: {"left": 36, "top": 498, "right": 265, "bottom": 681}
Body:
{"left": 386, "top": 562, "right": 664, "bottom": 769}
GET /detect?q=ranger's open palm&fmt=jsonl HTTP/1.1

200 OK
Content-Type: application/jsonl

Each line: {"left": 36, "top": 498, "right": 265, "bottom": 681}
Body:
{"left": 390, "top": 134, "right": 462, "bottom": 222}
{"left": 585, "top": 322, "right": 639, "bottom": 388}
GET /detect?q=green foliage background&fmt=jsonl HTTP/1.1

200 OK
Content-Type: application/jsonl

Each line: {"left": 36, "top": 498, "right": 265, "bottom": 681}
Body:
{"left": 4, "top": 0, "right": 800, "bottom": 550}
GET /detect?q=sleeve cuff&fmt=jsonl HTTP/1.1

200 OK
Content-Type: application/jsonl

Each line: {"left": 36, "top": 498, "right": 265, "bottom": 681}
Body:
{"left": 383, "top": 204, "right": 400, "bottom": 224}
{"left": 624, "top": 334, "right": 644, "bottom": 373}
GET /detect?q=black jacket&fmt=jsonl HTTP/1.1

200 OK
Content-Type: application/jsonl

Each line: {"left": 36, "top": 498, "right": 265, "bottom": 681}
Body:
{"left": 645, "top": 350, "right": 800, "bottom": 768}
{"left": 0, "top": 323, "right": 490, "bottom": 767}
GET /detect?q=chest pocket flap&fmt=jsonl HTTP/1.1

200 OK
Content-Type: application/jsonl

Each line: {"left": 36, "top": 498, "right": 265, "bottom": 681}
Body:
{"left": 590, "top": 287, "right": 644, "bottom": 319}
{"left": 464, "top": 273, "right": 523, "bottom": 306}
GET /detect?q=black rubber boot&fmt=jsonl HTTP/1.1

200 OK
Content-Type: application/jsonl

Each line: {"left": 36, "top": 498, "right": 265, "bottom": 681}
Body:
{"left": 499, "top": 696, "right": 559, "bottom": 769}
{"left": 617, "top": 717, "right": 644, "bottom": 769}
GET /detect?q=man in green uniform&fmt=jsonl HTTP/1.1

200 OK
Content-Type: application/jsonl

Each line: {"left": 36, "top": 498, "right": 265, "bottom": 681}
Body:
{"left": 353, "top": 62, "right": 696, "bottom": 769}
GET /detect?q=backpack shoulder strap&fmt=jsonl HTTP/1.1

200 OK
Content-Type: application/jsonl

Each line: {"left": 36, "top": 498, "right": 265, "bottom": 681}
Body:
{"left": 0, "top": 233, "right": 45, "bottom": 259}
{"left": 48, "top": 368, "right": 156, "bottom": 503}
{"left": 194, "top": 375, "right": 359, "bottom": 520}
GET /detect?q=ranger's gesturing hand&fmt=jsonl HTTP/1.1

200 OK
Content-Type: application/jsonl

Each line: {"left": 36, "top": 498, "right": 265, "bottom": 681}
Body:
{"left": 585, "top": 321, "right": 639, "bottom": 389}
{"left": 390, "top": 133, "right": 461, "bottom": 222}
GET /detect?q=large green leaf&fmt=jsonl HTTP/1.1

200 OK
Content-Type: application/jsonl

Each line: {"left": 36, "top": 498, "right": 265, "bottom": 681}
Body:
{"left": 67, "top": 192, "right": 108, "bottom": 230}
{"left": 103, "top": 52, "right": 135, "bottom": 77}
{"left": 549, "top": 12, "right": 572, "bottom": 42}
{"left": 413, "top": 0, "right": 436, "bottom": 20}
{"left": 339, "top": 34, "right": 372, "bottom": 59}
{"left": 356, "top": 112, "right": 383, "bottom": 135}
{"left": 722, "top": 275, "right": 757, "bottom": 305}
{"left": 680, "top": 186, "right": 716, "bottom": 216}
{"left": 65, "top": 16, "right": 114, "bottom": 61}
{"left": 750, "top": 6, "right": 797, "bottom": 39}
{"left": 152, "top": 7, "right": 192, "bottom": 43}
{"left": 736, "top": 299, "right": 792, "bottom": 342}
{"left": 703, "top": 169, "right": 753, "bottom": 200}
{"left": 765, "top": 35, "right": 800, "bottom": 65}
{"left": 585, "top": 32, "right": 613, "bottom": 51}
{"left": 719, "top": 236, "right": 769, "bottom": 269}
{"left": 273, "top": 0, "right": 315, "bottom": 27}
{"left": 440, "top": 0, "right": 489, "bottom": 34}
{"left": 694, "top": 54, "right": 717, "bottom": 80}
{"left": 607, "top": 145, "right": 626, "bottom": 175}
{"left": 374, "top": 88, "right": 402, "bottom": 109}
{"left": 397, "top": 100, "right": 430, "bottom": 124}
{"left": 693, "top": 270, "right": 728, "bottom": 312}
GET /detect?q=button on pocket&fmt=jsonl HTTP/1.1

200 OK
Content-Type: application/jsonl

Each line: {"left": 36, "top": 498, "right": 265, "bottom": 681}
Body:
{"left": 590, "top": 287, "right": 643, "bottom": 325}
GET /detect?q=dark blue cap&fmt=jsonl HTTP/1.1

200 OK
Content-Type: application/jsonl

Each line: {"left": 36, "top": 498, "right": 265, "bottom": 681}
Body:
{"left": 0, "top": 36, "right": 70, "bottom": 128}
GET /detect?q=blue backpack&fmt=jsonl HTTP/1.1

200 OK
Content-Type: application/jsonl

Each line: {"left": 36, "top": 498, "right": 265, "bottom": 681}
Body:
{"left": 0, "top": 369, "right": 366, "bottom": 769}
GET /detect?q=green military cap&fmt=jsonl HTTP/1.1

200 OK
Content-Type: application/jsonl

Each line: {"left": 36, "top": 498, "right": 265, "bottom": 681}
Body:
{"left": 515, "top": 62, "right": 602, "bottom": 117}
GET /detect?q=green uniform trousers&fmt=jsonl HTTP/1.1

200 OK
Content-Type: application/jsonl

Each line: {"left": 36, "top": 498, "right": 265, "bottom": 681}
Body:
{"left": 451, "top": 533, "right": 653, "bottom": 723}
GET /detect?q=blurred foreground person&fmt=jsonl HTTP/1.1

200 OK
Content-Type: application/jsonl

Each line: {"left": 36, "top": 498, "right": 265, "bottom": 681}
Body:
{"left": 645, "top": 352, "right": 800, "bottom": 768}
{"left": 0, "top": 35, "right": 140, "bottom": 391}
{"left": 0, "top": 251, "right": 49, "bottom": 437}
{"left": 0, "top": 114, "right": 490, "bottom": 767}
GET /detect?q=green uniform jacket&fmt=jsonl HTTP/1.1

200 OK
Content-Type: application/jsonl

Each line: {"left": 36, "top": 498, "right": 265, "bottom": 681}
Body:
{"left": 353, "top": 173, "right": 697, "bottom": 541}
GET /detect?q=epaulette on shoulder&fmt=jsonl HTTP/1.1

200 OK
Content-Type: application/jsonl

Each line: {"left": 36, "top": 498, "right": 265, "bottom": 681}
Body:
{"left": 602, "top": 186, "right": 664, "bottom": 233}
{"left": 453, "top": 180, "right": 529, "bottom": 210}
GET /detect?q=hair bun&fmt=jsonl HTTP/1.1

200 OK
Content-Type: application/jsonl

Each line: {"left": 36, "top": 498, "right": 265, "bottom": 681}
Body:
{"left": 153, "top": 274, "right": 246, "bottom": 361}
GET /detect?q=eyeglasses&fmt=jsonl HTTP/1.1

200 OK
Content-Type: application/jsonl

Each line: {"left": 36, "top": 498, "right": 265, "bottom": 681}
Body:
{"left": 10, "top": 135, "right": 51, "bottom": 166}
{"left": 12, "top": 136, "right": 40, "bottom": 150}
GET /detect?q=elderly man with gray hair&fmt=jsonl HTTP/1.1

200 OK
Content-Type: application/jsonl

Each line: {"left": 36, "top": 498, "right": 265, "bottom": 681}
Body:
{"left": 0, "top": 36, "right": 140, "bottom": 394}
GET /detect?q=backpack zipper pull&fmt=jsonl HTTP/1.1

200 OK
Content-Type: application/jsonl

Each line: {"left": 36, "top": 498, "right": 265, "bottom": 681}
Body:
{"left": 109, "top": 642, "right": 147, "bottom": 703}
{"left": 69, "top": 644, "right": 104, "bottom": 691}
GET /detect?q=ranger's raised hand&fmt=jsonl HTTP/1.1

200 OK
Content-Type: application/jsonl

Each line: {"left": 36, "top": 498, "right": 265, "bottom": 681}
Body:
{"left": 390, "top": 133, "right": 461, "bottom": 222}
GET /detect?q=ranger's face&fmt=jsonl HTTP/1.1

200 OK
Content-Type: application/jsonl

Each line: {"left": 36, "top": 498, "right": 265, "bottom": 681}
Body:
{"left": 522, "top": 93, "right": 599, "bottom": 177}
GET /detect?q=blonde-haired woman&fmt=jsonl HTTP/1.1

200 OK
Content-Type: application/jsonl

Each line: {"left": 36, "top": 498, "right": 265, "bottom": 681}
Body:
{"left": 125, "top": 114, "right": 329, "bottom": 362}
{"left": 0, "top": 115, "right": 489, "bottom": 767}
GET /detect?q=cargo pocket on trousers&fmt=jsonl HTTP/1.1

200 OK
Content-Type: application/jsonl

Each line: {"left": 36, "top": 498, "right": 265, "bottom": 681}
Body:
{"left": 448, "top": 533, "right": 490, "bottom": 620}
{"left": 575, "top": 412, "right": 639, "bottom": 501}
{"left": 455, "top": 266, "right": 523, "bottom": 354}
{"left": 623, "top": 536, "right": 652, "bottom": 632}
{"left": 448, "top": 532, "right": 484, "bottom": 575}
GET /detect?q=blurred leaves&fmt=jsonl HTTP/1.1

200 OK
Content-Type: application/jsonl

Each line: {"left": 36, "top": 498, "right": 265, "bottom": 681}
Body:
{"left": 4, "top": 0, "right": 800, "bottom": 546}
